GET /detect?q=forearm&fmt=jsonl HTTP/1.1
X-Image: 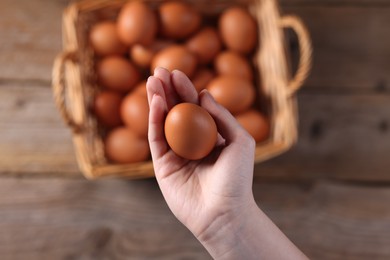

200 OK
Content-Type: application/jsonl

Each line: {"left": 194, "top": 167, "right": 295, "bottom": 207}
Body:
{"left": 198, "top": 200, "right": 308, "bottom": 259}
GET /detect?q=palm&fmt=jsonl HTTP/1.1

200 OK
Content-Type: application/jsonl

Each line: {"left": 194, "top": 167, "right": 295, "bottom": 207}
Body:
{"left": 146, "top": 68, "right": 255, "bottom": 237}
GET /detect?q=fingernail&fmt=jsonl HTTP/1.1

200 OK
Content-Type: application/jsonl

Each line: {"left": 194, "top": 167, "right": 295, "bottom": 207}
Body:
{"left": 154, "top": 67, "right": 166, "bottom": 76}
{"left": 200, "top": 89, "right": 214, "bottom": 101}
{"left": 147, "top": 76, "right": 153, "bottom": 84}
{"left": 172, "top": 69, "right": 184, "bottom": 75}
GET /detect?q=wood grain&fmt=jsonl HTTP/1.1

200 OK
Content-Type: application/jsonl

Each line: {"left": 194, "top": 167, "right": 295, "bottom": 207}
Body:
{"left": 252, "top": 181, "right": 390, "bottom": 259}
{"left": 0, "top": 0, "right": 68, "bottom": 82}
{"left": 255, "top": 92, "right": 390, "bottom": 181}
{"left": 0, "top": 178, "right": 210, "bottom": 259}
{"left": 282, "top": 6, "right": 390, "bottom": 91}
{"left": 0, "top": 83, "right": 79, "bottom": 175}
{"left": 0, "top": 178, "right": 389, "bottom": 259}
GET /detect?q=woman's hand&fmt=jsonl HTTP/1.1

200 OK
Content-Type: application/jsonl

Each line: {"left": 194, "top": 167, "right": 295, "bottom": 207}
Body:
{"left": 146, "top": 68, "right": 256, "bottom": 238}
{"left": 146, "top": 68, "right": 307, "bottom": 259}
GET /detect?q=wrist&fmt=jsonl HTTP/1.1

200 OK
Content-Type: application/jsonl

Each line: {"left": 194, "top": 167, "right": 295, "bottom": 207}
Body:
{"left": 196, "top": 197, "right": 260, "bottom": 259}
{"left": 196, "top": 197, "right": 308, "bottom": 260}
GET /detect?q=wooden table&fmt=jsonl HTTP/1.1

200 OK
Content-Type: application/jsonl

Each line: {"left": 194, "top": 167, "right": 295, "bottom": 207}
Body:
{"left": 1, "top": 0, "right": 389, "bottom": 259}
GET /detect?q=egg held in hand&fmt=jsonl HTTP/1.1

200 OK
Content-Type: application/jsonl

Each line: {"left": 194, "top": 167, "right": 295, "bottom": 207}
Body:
{"left": 164, "top": 103, "right": 217, "bottom": 160}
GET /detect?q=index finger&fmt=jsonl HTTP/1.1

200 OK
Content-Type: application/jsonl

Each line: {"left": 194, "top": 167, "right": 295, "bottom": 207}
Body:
{"left": 171, "top": 70, "right": 199, "bottom": 104}
{"left": 147, "top": 78, "right": 169, "bottom": 160}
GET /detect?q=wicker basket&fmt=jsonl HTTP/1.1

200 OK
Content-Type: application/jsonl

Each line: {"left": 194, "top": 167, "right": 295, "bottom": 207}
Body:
{"left": 52, "top": 0, "right": 312, "bottom": 179}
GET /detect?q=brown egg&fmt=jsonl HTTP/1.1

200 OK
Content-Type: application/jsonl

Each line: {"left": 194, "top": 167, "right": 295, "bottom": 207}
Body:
{"left": 236, "top": 109, "right": 270, "bottom": 142}
{"left": 93, "top": 90, "right": 123, "bottom": 128}
{"left": 192, "top": 68, "right": 215, "bottom": 93}
{"left": 165, "top": 103, "right": 217, "bottom": 160}
{"left": 105, "top": 127, "right": 149, "bottom": 164}
{"left": 97, "top": 56, "right": 140, "bottom": 92}
{"left": 159, "top": 1, "right": 201, "bottom": 39}
{"left": 207, "top": 76, "right": 255, "bottom": 114}
{"left": 215, "top": 51, "right": 253, "bottom": 80}
{"left": 132, "top": 80, "right": 147, "bottom": 97}
{"left": 121, "top": 92, "right": 149, "bottom": 138}
{"left": 186, "top": 27, "right": 222, "bottom": 64}
{"left": 219, "top": 7, "right": 257, "bottom": 54}
{"left": 130, "top": 40, "right": 172, "bottom": 68}
{"left": 117, "top": 1, "right": 157, "bottom": 46}
{"left": 151, "top": 45, "right": 197, "bottom": 77}
{"left": 89, "top": 21, "right": 127, "bottom": 56}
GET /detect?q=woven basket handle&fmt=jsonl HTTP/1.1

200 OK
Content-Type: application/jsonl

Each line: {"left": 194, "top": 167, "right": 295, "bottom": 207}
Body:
{"left": 52, "top": 51, "right": 82, "bottom": 133}
{"left": 280, "top": 15, "right": 313, "bottom": 95}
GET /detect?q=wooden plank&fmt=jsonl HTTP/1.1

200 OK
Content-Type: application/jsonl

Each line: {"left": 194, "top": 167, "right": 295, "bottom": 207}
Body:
{"left": 255, "top": 92, "right": 390, "bottom": 181}
{"left": 0, "top": 0, "right": 68, "bottom": 82}
{"left": 0, "top": 178, "right": 210, "bottom": 259}
{"left": 282, "top": 6, "right": 390, "bottom": 91}
{"left": 252, "top": 181, "right": 390, "bottom": 259}
{"left": 0, "top": 83, "right": 79, "bottom": 175}
{"left": 0, "top": 178, "right": 389, "bottom": 259}
{"left": 1, "top": 84, "right": 390, "bottom": 180}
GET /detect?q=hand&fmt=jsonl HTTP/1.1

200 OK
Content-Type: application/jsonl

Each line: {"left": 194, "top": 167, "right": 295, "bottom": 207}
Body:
{"left": 146, "top": 68, "right": 308, "bottom": 259}
{"left": 146, "top": 68, "right": 256, "bottom": 238}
